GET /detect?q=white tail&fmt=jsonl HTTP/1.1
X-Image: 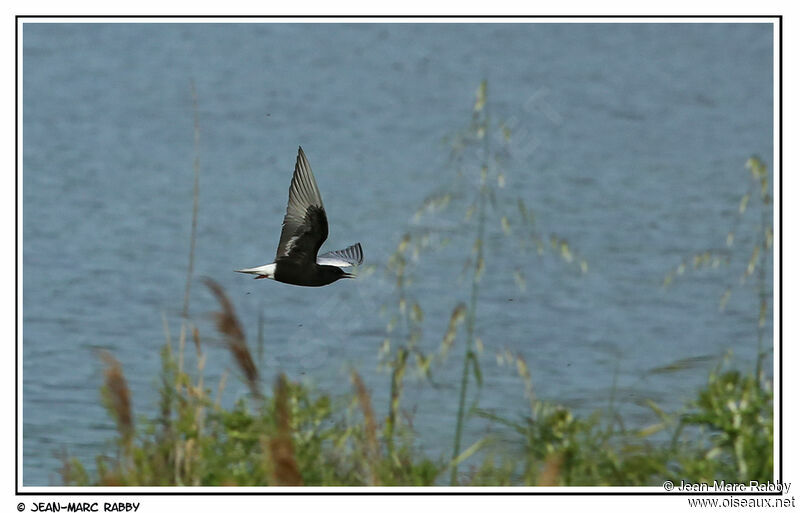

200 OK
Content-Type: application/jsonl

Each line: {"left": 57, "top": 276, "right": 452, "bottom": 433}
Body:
{"left": 235, "top": 263, "right": 276, "bottom": 279}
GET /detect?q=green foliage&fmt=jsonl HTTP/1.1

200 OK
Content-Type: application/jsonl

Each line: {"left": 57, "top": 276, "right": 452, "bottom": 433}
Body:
{"left": 680, "top": 365, "right": 773, "bottom": 483}
{"left": 465, "top": 360, "right": 772, "bottom": 487}
{"left": 62, "top": 335, "right": 441, "bottom": 486}
{"left": 62, "top": 285, "right": 771, "bottom": 488}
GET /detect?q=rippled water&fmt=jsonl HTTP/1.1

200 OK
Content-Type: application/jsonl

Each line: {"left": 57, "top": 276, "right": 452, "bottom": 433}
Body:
{"left": 22, "top": 22, "right": 774, "bottom": 485}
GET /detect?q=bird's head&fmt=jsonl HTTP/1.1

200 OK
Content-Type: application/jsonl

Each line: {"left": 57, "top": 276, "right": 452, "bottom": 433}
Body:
{"left": 319, "top": 265, "right": 355, "bottom": 284}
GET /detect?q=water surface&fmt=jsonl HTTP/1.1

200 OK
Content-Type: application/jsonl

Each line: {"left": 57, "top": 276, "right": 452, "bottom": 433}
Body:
{"left": 22, "top": 22, "right": 774, "bottom": 485}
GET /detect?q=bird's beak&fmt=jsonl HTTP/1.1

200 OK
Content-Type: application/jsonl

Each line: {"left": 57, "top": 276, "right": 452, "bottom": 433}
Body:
{"left": 343, "top": 273, "right": 355, "bottom": 279}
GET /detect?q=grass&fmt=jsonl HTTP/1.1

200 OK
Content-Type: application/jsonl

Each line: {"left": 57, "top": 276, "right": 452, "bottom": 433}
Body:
{"left": 59, "top": 312, "right": 773, "bottom": 486}
{"left": 58, "top": 82, "right": 773, "bottom": 487}
{"left": 59, "top": 279, "right": 773, "bottom": 486}
{"left": 61, "top": 281, "right": 440, "bottom": 486}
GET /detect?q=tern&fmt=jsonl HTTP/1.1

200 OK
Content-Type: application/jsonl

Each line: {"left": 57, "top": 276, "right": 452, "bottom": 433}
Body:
{"left": 235, "top": 147, "right": 363, "bottom": 287}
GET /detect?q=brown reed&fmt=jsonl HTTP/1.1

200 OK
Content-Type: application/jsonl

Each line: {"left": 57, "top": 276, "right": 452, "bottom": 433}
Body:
{"left": 269, "top": 373, "right": 303, "bottom": 486}
{"left": 440, "top": 303, "right": 467, "bottom": 358}
{"left": 351, "top": 370, "right": 380, "bottom": 485}
{"left": 99, "top": 351, "right": 134, "bottom": 447}
{"left": 386, "top": 347, "right": 408, "bottom": 454}
{"left": 191, "top": 322, "right": 202, "bottom": 358}
{"left": 536, "top": 454, "right": 563, "bottom": 486}
{"left": 203, "top": 278, "right": 261, "bottom": 398}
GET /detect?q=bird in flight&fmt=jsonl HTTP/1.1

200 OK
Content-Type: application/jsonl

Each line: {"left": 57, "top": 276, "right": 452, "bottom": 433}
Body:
{"left": 236, "top": 146, "right": 363, "bottom": 287}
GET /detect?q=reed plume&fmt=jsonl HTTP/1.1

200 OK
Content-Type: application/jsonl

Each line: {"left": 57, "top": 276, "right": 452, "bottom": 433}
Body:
{"left": 203, "top": 278, "right": 261, "bottom": 398}
{"left": 269, "top": 373, "right": 303, "bottom": 486}
{"left": 351, "top": 370, "right": 380, "bottom": 485}
{"left": 99, "top": 351, "right": 134, "bottom": 447}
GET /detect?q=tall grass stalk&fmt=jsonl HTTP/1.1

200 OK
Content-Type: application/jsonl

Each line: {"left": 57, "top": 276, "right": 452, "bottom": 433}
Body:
{"left": 747, "top": 157, "right": 771, "bottom": 384}
{"left": 663, "top": 157, "right": 773, "bottom": 382}
{"left": 442, "top": 80, "right": 587, "bottom": 482}
{"left": 450, "top": 81, "right": 490, "bottom": 484}
{"left": 182, "top": 80, "right": 201, "bottom": 318}
{"left": 382, "top": 232, "right": 428, "bottom": 462}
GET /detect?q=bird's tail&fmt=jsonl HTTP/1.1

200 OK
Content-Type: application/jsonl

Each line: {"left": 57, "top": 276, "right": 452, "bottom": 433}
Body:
{"left": 234, "top": 263, "right": 276, "bottom": 279}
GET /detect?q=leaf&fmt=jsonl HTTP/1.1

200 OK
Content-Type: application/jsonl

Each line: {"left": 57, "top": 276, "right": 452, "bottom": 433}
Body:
{"left": 746, "top": 245, "right": 760, "bottom": 276}
{"left": 411, "top": 302, "right": 424, "bottom": 323}
{"left": 397, "top": 233, "right": 411, "bottom": 253}
{"left": 719, "top": 288, "right": 732, "bottom": 311}
{"left": 517, "top": 198, "right": 527, "bottom": 222}
{"left": 516, "top": 356, "right": 531, "bottom": 382}
{"left": 416, "top": 352, "right": 432, "bottom": 377}
{"left": 465, "top": 205, "right": 475, "bottom": 221}
{"left": 441, "top": 304, "right": 467, "bottom": 356}
{"left": 739, "top": 193, "right": 750, "bottom": 214}
{"left": 475, "top": 257, "right": 485, "bottom": 282}
{"left": 747, "top": 157, "right": 762, "bottom": 179}
{"left": 643, "top": 399, "right": 670, "bottom": 422}
{"left": 469, "top": 351, "right": 483, "bottom": 386}
{"left": 449, "top": 437, "right": 487, "bottom": 467}
{"left": 636, "top": 423, "right": 666, "bottom": 438}
{"left": 560, "top": 241, "right": 573, "bottom": 263}
{"left": 472, "top": 238, "right": 482, "bottom": 255}
{"left": 648, "top": 355, "right": 715, "bottom": 376}
{"left": 513, "top": 269, "right": 526, "bottom": 292}
{"left": 474, "top": 81, "right": 487, "bottom": 112}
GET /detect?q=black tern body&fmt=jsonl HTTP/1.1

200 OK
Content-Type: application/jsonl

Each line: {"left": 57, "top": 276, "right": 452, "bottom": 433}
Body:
{"left": 236, "top": 147, "right": 363, "bottom": 287}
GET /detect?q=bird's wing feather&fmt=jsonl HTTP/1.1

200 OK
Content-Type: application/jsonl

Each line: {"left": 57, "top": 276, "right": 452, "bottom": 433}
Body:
{"left": 318, "top": 242, "right": 363, "bottom": 267}
{"left": 275, "top": 147, "right": 328, "bottom": 263}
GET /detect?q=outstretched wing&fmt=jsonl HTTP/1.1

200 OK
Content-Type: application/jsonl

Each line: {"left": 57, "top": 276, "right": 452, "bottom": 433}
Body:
{"left": 317, "top": 242, "right": 363, "bottom": 268}
{"left": 275, "top": 147, "right": 328, "bottom": 264}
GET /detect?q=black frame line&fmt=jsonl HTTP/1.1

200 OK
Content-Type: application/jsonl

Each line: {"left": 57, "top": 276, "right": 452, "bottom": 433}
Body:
{"left": 12, "top": 14, "right": 785, "bottom": 18}
{"left": 15, "top": 14, "right": 783, "bottom": 497}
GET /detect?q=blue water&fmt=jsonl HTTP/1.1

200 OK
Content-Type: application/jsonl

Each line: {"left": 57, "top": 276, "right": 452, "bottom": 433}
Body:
{"left": 22, "top": 22, "right": 774, "bottom": 485}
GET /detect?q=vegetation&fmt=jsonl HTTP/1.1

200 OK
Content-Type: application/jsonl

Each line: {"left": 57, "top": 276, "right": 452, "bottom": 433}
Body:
{"left": 59, "top": 83, "right": 773, "bottom": 486}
